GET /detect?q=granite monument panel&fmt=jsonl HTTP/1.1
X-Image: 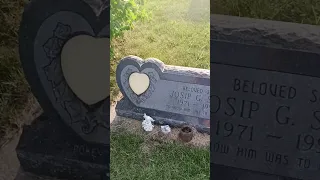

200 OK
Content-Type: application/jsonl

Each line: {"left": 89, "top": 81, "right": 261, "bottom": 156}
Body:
{"left": 115, "top": 56, "right": 210, "bottom": 133}
{"left": 211, "top": 15, "right": 320, "bottom": 180}
{"left": 16, "top": 0, "right": 110, "bottom": 179}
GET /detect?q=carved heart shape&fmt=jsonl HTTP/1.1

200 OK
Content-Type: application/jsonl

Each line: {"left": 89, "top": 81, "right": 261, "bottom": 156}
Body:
{"left": 129, "top": 72, "right": 150, "bottom": 95}
{"left": 61, "top": 35, "right": 109, "bottom": 105}
{"left": 19, "top": 0, "right": 110, "bottom": 144}
{"left": 116, "top": 56, "right": 164, "bottom": 105}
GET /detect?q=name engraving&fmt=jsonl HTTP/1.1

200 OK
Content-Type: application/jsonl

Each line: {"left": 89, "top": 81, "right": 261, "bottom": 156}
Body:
{"left": 166, "top": 84, "right": 210, "bottom": 118}
{"left": 73, "top": 144, "right": 102, "bottom": 160}
{"left": 128, "top": 80, "right": 211, "bottom": 119}
{"left": 211, "top": 64, "right": 320, "bottom": 180}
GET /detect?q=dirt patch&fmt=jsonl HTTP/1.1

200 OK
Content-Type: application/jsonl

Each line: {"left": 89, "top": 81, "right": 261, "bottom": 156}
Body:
{"left": 0, "top": 94, "right": 42, "bottom": 180}
{"left": 111, "top": 115, "right": 210, "bottom": 148}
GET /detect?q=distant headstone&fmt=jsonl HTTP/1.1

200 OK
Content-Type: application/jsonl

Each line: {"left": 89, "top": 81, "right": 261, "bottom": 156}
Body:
{"left": 211, "top": 15, "right": 320, "bottom": 180}
{"left": 115, "top": 56, "right": 210, "bottom": 133}
{"left": 16, "top": 0, "right": 109, "bottom": 179}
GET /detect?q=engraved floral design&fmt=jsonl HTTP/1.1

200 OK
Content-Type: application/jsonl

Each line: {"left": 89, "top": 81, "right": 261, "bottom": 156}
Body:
{"left": 82, "top": 113, "right": 99, "bottom": 134}
{"left": 42, "top": 22, "right": 108, "bottom": 134}
{"left": 43, "top": 37, "right": 62, "bottom": 58}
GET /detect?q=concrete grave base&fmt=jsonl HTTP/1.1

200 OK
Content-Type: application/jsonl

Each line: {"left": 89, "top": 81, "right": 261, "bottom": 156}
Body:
{"left": 16, "top": 114, "right": 109, "bottom": 180}
{"left": 211, "top": 164, "right": 299, "bottom": 180}
{"left": 15, "top": 167, "right": 62, "bottom": 180}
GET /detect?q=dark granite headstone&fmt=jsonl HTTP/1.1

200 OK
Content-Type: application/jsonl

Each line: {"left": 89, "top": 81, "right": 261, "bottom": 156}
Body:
{"left": 16, "top": 0, "right": 109, "bottom": 179}
{"left": 211, "top": 15, "right": 320, "bottom": 180}
{"left": 115, "top": 56, "right": 210, "bottom": 133}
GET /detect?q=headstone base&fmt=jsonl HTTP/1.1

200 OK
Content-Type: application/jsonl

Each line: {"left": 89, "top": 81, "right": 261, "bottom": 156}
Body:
{"left": 15, "top": 167, "right": 62, "bottom": 180}
{"left": 115, "top": 97, "right": 210, "bottom": 134}
{"left": 16, "top": 113, "right": 109, "bottom": 180}
{"left": 211, "top": 164, "right": 299, "bottom": 180}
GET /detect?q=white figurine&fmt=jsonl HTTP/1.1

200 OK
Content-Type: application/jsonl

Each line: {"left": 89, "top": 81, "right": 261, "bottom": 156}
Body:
{"left": 142, "top": 113, "right": 155, "bottom": 132}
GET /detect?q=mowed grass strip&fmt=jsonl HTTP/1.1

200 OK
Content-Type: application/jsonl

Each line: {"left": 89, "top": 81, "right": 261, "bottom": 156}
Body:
{"left": 110, "top": 132, "right": 210, "bottom": 180}
{"left": 110, "top": 0, "right": 210, "bottom": 101}
{"left": 212, "top": 0, "right": 320, "bottom": 25}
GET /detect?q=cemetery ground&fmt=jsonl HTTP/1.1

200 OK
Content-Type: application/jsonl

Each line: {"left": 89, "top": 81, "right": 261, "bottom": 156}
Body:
{"left": 110, "top": 117, "right": 210, "bottom": 179}
{"left": 0, "top": 0, "right": 319, "bottom": 179}
{"left": 1, "top": 0, "right": 320, "bottom": 146}
{"left": 110, "top": 0, "right": 210, "bottom": 179}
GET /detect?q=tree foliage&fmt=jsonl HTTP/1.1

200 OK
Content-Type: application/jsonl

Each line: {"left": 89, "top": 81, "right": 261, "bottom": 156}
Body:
{"left": 110, "top": 0, "right": 148, "bottom": 57}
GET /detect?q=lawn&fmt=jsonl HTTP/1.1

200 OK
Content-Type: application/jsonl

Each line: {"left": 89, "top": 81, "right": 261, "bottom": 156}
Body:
{"left": 110, "top": 0, "right": 210, "bottom": 100}
{"left": 110, "top": 132, "right": 210, "bottom": 180}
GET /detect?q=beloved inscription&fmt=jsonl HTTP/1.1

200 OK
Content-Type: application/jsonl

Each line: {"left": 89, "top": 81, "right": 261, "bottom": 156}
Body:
{"left": 211, "top": 63, "right": 320, "bottom": 180}
{"left": 166, "top": 83, "right": 210, "bottom": 118}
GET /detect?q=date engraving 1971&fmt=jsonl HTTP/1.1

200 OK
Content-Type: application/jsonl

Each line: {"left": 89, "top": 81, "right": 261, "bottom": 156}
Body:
{"left": 211, "top": 64, "right": 320, "bottom": 180}
{"left": 167, "top": 84, "right": 210, "bottom": 118}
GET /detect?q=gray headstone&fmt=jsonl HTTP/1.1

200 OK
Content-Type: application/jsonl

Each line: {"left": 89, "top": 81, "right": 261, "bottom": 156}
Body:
{"left": 115, "top": 56, "right": 210, "bottom": 133}
{"left": 211, "top": 14, "right": 320, "bottom": 180}
{"left": 16, "top": 0, "right": 109, "bottom": 179}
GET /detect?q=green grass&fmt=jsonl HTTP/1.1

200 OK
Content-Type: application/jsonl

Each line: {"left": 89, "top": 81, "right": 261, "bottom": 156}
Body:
{"left": 110, "top": 0, "right": 210, "bottom": 100}
{"left": 0, "top": 0, "right": 29, "bottom": 143}
{"left": 110, "top": 132, "right": 210, "bottom": 180}
{"left": 212, "top": 0, "right": 320, "bottom": 25}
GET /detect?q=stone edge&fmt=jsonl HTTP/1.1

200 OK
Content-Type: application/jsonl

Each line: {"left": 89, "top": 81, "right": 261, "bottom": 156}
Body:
{"left": 211, "top": 14, "right": 320, "bottom": 52}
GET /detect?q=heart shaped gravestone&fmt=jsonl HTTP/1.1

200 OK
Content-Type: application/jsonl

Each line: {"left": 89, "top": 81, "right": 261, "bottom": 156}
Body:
{"left": 16, "top": 0, "right": 109, "bottom": 179}
{"left": 115, "top": 56, "right": 210, "bottom": 133}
